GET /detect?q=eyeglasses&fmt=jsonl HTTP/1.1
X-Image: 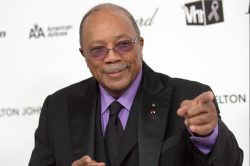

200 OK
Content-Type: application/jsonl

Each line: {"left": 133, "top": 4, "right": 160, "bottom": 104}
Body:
{"left": 83, "top": 37, "right": 140, "bottom": 60}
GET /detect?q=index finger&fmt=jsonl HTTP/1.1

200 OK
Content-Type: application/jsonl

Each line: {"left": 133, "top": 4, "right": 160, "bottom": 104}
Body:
{"left": 195, "top": 91, "right": 214, "bottom": 103}
{"left": 82, "top": 156, "right": 92, "bottom": 163}
{"left": 72, "top": 156, "right": 92, "bottom": 166}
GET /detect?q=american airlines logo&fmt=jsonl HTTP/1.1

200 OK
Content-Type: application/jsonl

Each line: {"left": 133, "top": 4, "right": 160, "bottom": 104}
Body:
{"left": 184, "top": 0, "right": 224, "bottom": 25}
{"left": 29, "top": 24, "right": 73, "bottom": 39}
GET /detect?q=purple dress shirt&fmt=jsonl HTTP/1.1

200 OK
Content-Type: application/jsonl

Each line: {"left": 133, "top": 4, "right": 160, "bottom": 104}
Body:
{"left": 99, "top": 69, "right": 142, "bottom": 134}
{"left": 99, "top": 68, "right": 218, "bottom": 155}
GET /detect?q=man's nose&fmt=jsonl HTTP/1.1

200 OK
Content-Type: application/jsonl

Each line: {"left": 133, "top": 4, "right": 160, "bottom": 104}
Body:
{"left": 104, "top": 48, "right": 121, "bottom": 63}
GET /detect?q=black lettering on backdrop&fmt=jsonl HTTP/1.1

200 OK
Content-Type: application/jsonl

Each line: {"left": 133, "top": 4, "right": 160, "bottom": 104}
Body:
{"left": 0, "top": 108, "right": 19, "bottom": 117}
{"left": 48, "top": 31, "right": 67, "bottom": 37}
{"left": 29, "top": 24, "right": 45, "bottom": 39}
{"left": 136, "top": 8, "right": 159, "bottom": 27}
{"left": 184, "top": 0, "right": 224, "bottom": 25}
{"left": 0, "top": 106, "right": 41, "bottom": 118}
{"left": 0, "top": 31, "right": 6, "bottom": 38}
{"left": 22, "top": 107, "right": 41, "bottom": 116}
{"left": 29, "top": 24, "right": 73, "bottom": 39}
{"left": 216, "top": 94, "right": 247, "bottom": 104}
{"left": 47, "top": 25, "right": 72, "bottom": 37}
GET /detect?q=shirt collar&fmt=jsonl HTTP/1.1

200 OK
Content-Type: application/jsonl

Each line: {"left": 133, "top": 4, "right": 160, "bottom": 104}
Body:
{"left": 99, "top": 68, "right": 142, "bottom": 114}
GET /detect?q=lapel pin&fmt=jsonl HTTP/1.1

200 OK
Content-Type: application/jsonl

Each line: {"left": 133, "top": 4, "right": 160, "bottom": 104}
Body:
{"left": 149, "top": 103, "right": 156, "bottom": 115}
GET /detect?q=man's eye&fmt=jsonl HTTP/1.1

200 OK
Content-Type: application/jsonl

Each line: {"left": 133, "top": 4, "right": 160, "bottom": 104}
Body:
{"left": 117, "top": 40, "right": 131, "bottom": 46}
{"left": 90, "top": 46, "right": 105, "bottom": 52}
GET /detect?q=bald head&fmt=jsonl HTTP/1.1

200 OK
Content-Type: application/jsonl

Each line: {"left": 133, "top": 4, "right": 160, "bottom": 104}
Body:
{"left": 79, "top": 3, "right": 140, "bottom": 47}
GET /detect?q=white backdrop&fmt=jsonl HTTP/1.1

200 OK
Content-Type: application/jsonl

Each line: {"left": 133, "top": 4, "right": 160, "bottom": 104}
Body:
{"left": 0, "top": 0, "right": 249, "bottom": 165}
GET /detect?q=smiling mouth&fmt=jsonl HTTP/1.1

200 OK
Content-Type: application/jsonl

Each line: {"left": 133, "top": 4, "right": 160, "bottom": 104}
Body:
{"left": 103, "top": 63, "right": 128, "bottom": 75}
{"left": 106, "top": 67, "right": 127, "bottom": 78}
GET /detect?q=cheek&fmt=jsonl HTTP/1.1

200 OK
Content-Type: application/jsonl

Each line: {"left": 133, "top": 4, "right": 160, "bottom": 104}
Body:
{"left": 131, "top": 53, "right": 142, "bottom": 71}
{"left": 85, "top": 59, "right": 101, "bottom": 77}
{"left": 127, "top": 50, "right": 142, "bottom": 64}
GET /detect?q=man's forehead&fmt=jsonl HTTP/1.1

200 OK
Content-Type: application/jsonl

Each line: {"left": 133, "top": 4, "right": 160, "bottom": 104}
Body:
{"left": 81, "top": 6, "right": 137, "bottom": 45}
{"left": 87, "top": 7, "right": 127, "bottom": 21}
{"left": 83, "top": 8, "right": 133, "bottom": 34}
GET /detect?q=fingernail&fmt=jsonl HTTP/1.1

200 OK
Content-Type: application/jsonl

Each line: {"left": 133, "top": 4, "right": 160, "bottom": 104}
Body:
{"left": 184, "top": 119, "right": 188, "bottom": 126}
{"left": 189, "top": 125, "right": 195, "bottom": 132}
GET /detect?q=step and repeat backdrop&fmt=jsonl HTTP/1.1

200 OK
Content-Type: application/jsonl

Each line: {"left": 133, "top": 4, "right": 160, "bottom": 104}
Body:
{"left": 0, "top": 0, "right": 249, "bottom": 165}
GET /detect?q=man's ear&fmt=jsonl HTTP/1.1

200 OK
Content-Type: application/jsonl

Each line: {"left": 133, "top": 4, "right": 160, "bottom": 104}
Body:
{"left": 79, "top": 47, "right": 85, "bottom": 57}
{"left": 139, "top": 37, "right": 144, "bottom": 47}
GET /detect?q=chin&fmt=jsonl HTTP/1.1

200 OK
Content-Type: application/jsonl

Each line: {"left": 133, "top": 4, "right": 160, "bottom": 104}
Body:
{"left": 108, "top": 82, "right": 128, "bottom": 92}
{"left": 104, "top": 80, "right": 130, "bottom": 96}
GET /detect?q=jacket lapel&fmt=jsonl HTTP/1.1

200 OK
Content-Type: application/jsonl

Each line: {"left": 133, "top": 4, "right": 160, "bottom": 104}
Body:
{"left": 138, "top": 63, "right": 173, "bottom": 166}
{"left": 68, "top": 78, "right": 98, "bottom": 161}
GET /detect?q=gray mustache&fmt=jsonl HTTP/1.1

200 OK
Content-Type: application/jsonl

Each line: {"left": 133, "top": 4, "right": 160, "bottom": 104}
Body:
{"left": 103, "top": 63, "right": 128, "bottom": 73}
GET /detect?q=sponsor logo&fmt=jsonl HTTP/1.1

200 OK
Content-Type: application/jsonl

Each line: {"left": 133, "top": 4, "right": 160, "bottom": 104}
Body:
{"left": 0, "top": 106, "right": 41, "bottom": 118}
{"left": 29, "top": 24, "right": 73, "bottom": 39}
{"left": 215, "top": 94, "right": 247, "bottom": 104}
{"left": 184, "top": 0, "right": 224, "bottom": 25}
{"left": 0, "top": 31, "right": 6, "bottom": 38}
{"left": 135, "top": 8, "right": 159, "bottom": 27}
{"left": 29, "top": 24, "right": 45, "bottom": 39}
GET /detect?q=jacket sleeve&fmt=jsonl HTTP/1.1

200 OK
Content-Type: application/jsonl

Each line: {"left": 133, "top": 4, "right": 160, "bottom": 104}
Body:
{"left": 206, "top": 119, "right": 243, "bottom": 166}
{"left": 179, "top": 83, "right": 244, "bottom": 166}
{"left": 189, "top": 91, "right": 244, "bottom": 166}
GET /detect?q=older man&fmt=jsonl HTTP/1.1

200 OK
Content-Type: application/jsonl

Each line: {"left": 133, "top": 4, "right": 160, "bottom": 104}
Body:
{"left": 29, "top": 3, "right": 243, "bottom": 166}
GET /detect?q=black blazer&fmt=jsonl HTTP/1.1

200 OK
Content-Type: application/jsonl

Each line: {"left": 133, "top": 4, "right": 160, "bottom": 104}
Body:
{"left": 29, "top": 62, "right": 243, "bottom": 166}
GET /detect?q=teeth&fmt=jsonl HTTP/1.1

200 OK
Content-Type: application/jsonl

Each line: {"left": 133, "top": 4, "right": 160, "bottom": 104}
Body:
{"left": 104, "top": 63, "right": 128, "bottom": 73}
